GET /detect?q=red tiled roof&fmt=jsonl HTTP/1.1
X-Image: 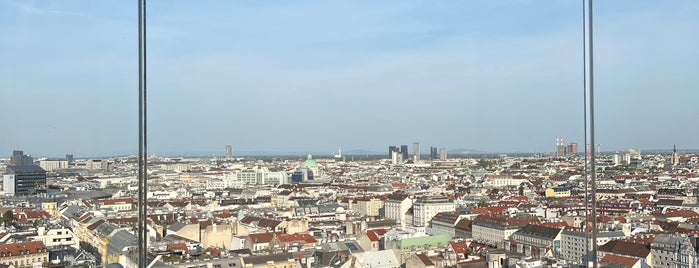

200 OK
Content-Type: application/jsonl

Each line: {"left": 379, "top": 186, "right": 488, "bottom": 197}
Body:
{"left": 599, "top": 254, "right": 640, "bottom": 268}
{"left": 203, "top": 247, "right": 221, "bottom": 256}
{"left": 248, "top": 232, "right": 279, "bottom": 244}
{"left": 391, "top": 183, "right": 409, "bottom": 189}
{"left": 277, "top": 233, "right": 317, "bottom": 244}
{"left": 0, "top": 241, "right": 47, "bottom": 256}
{"left": 539, "top": 221, "right": 570, "bottom": 228}
{"left": 166, "top": 243, "right": 189, "bottom": 254}
{"left": 366, "top": 230, "right": 379, "bottom": 242}
{"left": 449, "top": 241, "right": 468, "bottom": 256}
{"left": 13, "top": 210, "right": 52, "bottom": 223}
{"left": 416, "top": 253, "right": 434, "bottom": 266}
{"left": 664, "top": 209, "right": 699, "bottom": 219}
{"left": 474, "top": 215, "right": 539, "bottom": 227}
{"left": 598, "top": 240, "right": 650, "bottom": 258}
{"left": 471, "top": 206, "right": 509, "bottom": 215}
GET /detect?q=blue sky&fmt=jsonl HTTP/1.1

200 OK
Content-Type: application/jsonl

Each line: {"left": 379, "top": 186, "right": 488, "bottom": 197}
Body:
{"left": 1, "top": 0, "right": 698, "bottom": 157}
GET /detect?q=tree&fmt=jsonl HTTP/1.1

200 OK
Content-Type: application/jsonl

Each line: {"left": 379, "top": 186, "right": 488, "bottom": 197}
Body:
{"left": 478, "top": 199, "right": 490, "bottom": 208}
{"left": 2, "top": 210, "right": 13, "bottom": 225}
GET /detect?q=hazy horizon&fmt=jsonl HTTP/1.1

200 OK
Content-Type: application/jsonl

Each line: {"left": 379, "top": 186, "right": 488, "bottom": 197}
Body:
{"left": 2, "top": 1, "right": 698, "bottom": 157}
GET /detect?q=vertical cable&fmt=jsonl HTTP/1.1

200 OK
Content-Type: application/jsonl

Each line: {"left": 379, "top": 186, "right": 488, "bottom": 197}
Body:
{"left": 582, "top": 0, "right": 590, "bottom": 265}
{"left": 587, "top": 0, "right": 598, "bottom": 266}
{"left": 138, "top": 0, "right": 148, "bottom": 266}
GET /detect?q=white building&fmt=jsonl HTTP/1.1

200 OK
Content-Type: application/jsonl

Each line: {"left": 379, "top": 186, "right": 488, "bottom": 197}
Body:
{"left": 30, "top": 226, "right": 79, "bottom": 249}
{"left": 484, "top": 174, "right": 528, "bottom": 188}
{"left": 227, "top": 167, "right": 289, "bottom": 185}
{"left": 384, "top": 194, "right": 413, "bottom": 227}
{"left": 471, "top": 215, "right": 539, "bottom": 248}
{"left": 39, "top": 160, "right": 69, "bottom": 171}
{"left": 411, "top": 196, "right": 455, "bottom": 227}
{"left": 560, "top": 230, "right": 626, "bottom": 264}
{"left": 426, "top": 212, "right": 468, "bottom": 237}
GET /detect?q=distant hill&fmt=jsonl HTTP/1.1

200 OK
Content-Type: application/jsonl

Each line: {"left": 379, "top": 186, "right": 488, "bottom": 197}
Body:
{"left": 448, "top": 148, "right": 488, "bottom": 154}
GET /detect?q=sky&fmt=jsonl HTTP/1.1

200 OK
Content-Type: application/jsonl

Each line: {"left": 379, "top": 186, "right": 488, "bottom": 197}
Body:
{"left": 1, "top": 0, "right": 698, "bottom": 157}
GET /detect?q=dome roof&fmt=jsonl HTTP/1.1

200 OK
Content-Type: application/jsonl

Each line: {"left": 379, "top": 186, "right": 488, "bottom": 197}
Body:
{"left": 304, "top": 154, "right": 318, "bottom": 167}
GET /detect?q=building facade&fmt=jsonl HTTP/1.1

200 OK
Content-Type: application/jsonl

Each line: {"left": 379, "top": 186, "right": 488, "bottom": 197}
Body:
{"left": 0, "top": 241, "right": 49, "bottom": 268}
{"left": 384, "top": 193, "right": 413, "bottom": 227}
{"left": 559, "top": 230, "right": 626, "bottom": 264}
{"left": 411, "top": 196, "right": 455, "bottom": 227}
{"left": 3, "top": 165, "right": 47, "bottom": 195}
{"left": 651, "top": 234, "right": 697, "bottom": 268}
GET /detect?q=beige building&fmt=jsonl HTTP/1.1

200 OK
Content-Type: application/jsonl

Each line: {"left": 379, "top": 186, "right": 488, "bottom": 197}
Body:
{"left": 167, "top": 220, "right": 234, "bottom": 249}
{"left": 545, "top": 187, "right": 571, "bottom": 198}
{"left": 355, "top": 198, "right": 384, "bottom": 217}
{"left": 0, "top": 241, "right": 49, "bottom": 268}
{"left": 41, "top": 202, "right": 58, "bottom": 218}
{"left": 38, "top": 160, "right": 69, "bottom": 171}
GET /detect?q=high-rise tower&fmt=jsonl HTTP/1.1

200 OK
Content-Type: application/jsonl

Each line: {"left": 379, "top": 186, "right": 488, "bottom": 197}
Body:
{"left": 413, "top": 142, "right": 420, "bottom": 161}
{"left": 225, "top": 145, "right": 233, "bottom": 159}
{"left": 400, "top": 145, "right": 409, "bottom": 161}
{"left": 555, "top": 137, "right": 566, "bottom": 158}
{"left": 389, "top": 146, "right": 399, "bottom": 158}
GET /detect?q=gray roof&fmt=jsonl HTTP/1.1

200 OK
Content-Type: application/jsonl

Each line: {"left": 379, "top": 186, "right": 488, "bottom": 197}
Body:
{"left": 61, "top": 205, "right": 85, "bottom": 219}
{"left": 107, "top": 230, "right": 137, "bottom": 256}
{"left": 168, "top": 222, "right": 188, "bottom": 232}
{"left": 7, "top": 165, "right": 45, "bottom": 173}
{"left": 318, "top": 204, "right": 344, "bottom": 213}
{"left": 512, "top": 224, "right": 562, "bottom": 240}
{"left": 652, "top": 234, "right": 691, "bottom": 246}
{"left": 95, "top": 222, "right": 119, "bottom": 237}
{"left": 244, "top": 253, "right": 294, "bottom": 265}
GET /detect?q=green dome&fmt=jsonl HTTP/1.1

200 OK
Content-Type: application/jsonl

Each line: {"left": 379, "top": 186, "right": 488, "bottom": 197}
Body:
{"left": 304, "top": 154, "right": 318, "bottom": 167}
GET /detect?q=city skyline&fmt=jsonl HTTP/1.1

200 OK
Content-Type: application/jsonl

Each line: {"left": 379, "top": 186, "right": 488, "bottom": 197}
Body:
{"left": 2, "top": 1, "right": 698, "bottom": 156}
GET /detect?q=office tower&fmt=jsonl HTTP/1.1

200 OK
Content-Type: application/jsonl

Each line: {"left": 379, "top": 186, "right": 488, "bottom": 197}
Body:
{"left": 3, "top": 165, "right": 46, "bottom": 196}
{"left": 391, "top": 151, "right": 403, "bottom": 164}
{"left": 555, "top": 137, "right": 566, "bottom": 158}
{"left": 566, "top": 143, "right": 578, "bottom": 157}
{"left": 10, "top": 150, "right": 33, "bottom": 166}
{"left": 430, "top": 147, "right": 438, "bottom": 160}
{"left": 400, "top": 145, "right": 409, "bottom": 161}
{"left": 389, "top": 146, "right": 399, "bottom": 158}
{"left": 439, "top": 148, "right": 447, "bottom": 161}
{"left": 65, "top": 154, "right": 74, "bottom": 164}
{"left": 413, "top": 142, "right": 420, "bottom": 161}
{"left": 225, "top": 145, "right": 233, "bottom": 159}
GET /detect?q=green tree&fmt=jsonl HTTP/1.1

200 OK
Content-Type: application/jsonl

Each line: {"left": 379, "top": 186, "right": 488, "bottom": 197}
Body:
{"left": 478, "top": 199, "right": 490, "bottom": 208}
{"left": 2, "top": 210, "right": 13, "bottom": 225}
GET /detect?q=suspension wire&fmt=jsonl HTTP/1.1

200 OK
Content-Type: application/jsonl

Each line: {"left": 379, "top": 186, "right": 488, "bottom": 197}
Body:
{"left": 582, "top": 0, "right": 590, "bottom": 265}
{"left": 138, "top": 0, "right": 148, "bottom": 266}
{"left": 587, "top": 0, "right": 599, "bottom": 267}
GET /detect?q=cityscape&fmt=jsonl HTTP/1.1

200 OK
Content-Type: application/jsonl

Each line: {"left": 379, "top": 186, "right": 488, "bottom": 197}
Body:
{"left": 3, "top": 1, "right": 699, "bottom": 268}
{"left": 1, "top": 142, "right": 699, "bottom": 268}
